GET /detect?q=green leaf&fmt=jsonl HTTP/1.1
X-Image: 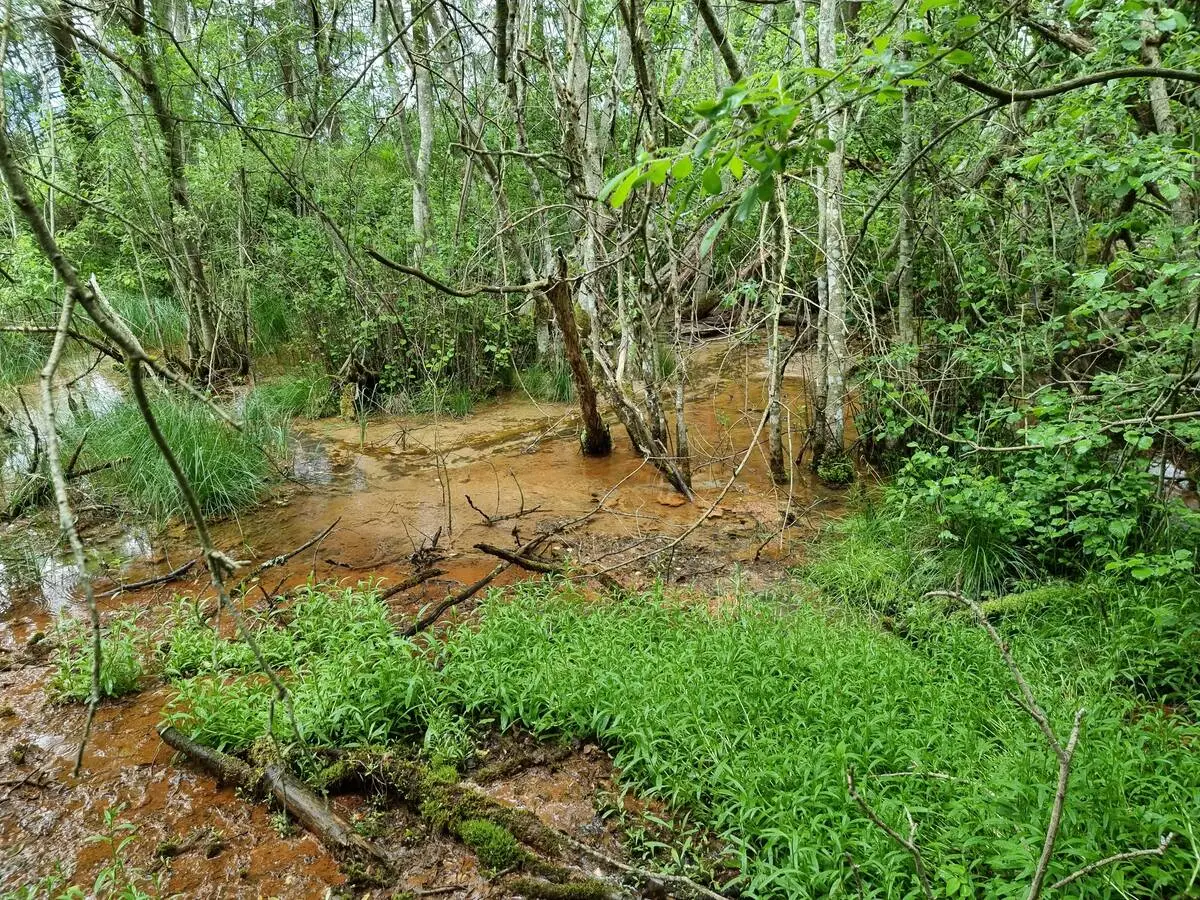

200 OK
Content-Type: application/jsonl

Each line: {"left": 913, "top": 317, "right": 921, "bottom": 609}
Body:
{"left": 702, "top": 166, "right": 723, "bottom": 195}
{"left": 671, "top": 157, "right": 694, "bottom": 180}
{"left": 728, "top": 155, "right": 745, "bottom": 180}
{"left": 918, "top": 0, "right": 957, "bottom": 14}
{"left": 647, "top": 159, "right": 671, "bottom": 186}
{"left": 816, "top": 137, "right": 836, "bottom": 152}
{"left": 609, "top": 169, "right": 640, "bottom": 208}
{"left": 943, "top": 49, "right": 974, "bottom": 65}
{"left": 599, "top": 166, "right": 635, "bottom": 204}
{"left": 700, "top": 210, "right": 730, "bottom": 256}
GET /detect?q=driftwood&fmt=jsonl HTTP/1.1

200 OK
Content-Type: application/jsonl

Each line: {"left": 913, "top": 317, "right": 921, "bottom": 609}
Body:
{"left": 157, "top": 725, "right": 389, "bottom": 866}
{"left": 378, "top": 567, "right": 445, "bottom": 601}
{"left": 474, "top": 542, "right": 623, "bottom": 591}
{"left": 97, "top": 558, "right": 198, "bottom": 598}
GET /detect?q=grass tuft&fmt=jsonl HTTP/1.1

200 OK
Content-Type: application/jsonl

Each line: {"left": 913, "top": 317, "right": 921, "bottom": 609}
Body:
{"left": 245, "top": 369, "right": 335, "bottom": 421}
{"left": 68, "top": 393, "right": 286, "bottom": 520}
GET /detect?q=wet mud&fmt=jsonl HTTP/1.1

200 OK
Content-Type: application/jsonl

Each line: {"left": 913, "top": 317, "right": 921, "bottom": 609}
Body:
{"left": 0, "top": 341, "right": 850, "bottom": 896}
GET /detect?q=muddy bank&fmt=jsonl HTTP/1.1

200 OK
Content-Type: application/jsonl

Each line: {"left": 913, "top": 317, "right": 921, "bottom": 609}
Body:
{"left": 0, "top": 341, "right": 850, "bottom": 896}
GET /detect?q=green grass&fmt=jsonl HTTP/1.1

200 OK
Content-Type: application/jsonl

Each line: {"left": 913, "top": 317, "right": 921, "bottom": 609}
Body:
{"left": 152, "top": 572, "right": 1200, "bottom": 898}
{"left": 245, "top": 369, "right": 335, "bottom": 421}
{"left": 68, "top": 393, "right": 286, "bottom": 520}
{"left": 518, "top": 362, "right": 575, "bottom": 404}
{"left": 107, "top": 289, "right": 187, "bottom": 352}
{"left": 0, "top": 332, "right": 46, "bottom": 388}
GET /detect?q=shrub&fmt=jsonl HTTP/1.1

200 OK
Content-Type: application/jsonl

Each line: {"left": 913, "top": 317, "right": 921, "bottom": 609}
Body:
{"left": 816, "top": 454, "right": 855, "bottom": 486}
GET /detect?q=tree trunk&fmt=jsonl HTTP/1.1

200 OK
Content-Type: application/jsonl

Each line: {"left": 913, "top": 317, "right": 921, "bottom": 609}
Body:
{"left": 896, "top": 58, "right": 916, "bottom": 348}
{"left": 816, "top": 0, "right": 848, "bottom": 464}
{"left": 409, "top": 0, "right": 435, "bottom": 261}
{"left": 546, "top": 261, "right": 612, "bottom": 457}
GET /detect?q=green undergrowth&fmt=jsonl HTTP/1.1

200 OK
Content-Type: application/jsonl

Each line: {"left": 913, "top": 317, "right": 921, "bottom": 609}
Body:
{"left": 517, "top": 362, "right": 575, "bottom": 404}
{"left": 245, "top": 368, "right": 335, "bottom": 421}
{"left": 52, "top": 611, "right": 145, "bottom": 702}
{"left": 147, "top": 572, "right": 1200, "bottom": 898}
{"left": 442, "top": 583, "right": 1199, "bottom": 898}
{"left": 161, "top": 585, "right": 450, "bottom": 755}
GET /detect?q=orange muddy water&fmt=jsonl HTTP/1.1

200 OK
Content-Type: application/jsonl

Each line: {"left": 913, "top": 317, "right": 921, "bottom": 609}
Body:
{"left": 0, "top": 341, "right": 850, "bottom": 897}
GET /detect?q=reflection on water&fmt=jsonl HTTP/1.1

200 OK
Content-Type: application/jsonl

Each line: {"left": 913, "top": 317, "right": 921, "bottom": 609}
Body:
{"left": 38, "top": 554, "right": 82, "bottom": 614}
{"left": 2, "top": 367, "right": 123, "bottom": 481}
{"left": 119, "top": 527, "right": 152, "bottom": 560}
{"left": 291, "top": 435, "right": 334, "bottom": 485}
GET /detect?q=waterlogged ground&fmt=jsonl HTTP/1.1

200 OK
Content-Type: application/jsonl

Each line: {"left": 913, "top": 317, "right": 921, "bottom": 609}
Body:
{"left": 0, "top": 342, "right": 849, "bottom": 897}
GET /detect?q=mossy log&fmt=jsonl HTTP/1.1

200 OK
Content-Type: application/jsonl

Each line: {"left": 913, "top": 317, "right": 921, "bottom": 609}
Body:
{"left": 157, "top": 725, "right": 390, "bottom": 866}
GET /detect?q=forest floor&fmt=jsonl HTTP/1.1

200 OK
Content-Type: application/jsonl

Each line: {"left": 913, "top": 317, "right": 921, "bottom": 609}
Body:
{"left": 0, "top": 340, "right": 851, "bottom": 898}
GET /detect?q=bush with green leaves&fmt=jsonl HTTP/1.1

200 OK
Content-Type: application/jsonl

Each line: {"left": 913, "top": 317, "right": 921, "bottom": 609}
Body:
{"left": 892, "top": 436, "right": 1198, "bottom": 589}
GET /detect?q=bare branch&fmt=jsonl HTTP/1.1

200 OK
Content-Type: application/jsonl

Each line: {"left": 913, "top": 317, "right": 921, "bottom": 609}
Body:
{"left": 1049, "top": 834, "right": 1174, "bottom": 892}
{"left": 846, "top": 768, "right": 935, "bottom": 900}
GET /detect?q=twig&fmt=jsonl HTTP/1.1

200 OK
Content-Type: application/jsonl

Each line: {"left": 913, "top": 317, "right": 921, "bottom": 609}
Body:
{"left": 234, "top": 519, "right": 341, "bottom": 593}
{"left": 474, "top": 543, "right": 560, "bottom": 574}
{"left": 97, "top": 558, "right": 197, "bottom": 598}
{"left": 475, "top": 542, "right": 622, "bottom": 590}
{"left": 1049, "top": 834, "right": 1174, "bottom": 891}
{"left": 846, "top": 769, "right": 935, "bottom": 900}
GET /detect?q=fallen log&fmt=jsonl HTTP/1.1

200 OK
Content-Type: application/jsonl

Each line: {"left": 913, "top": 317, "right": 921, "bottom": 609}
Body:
{"left": 157, "top": 725, "right": 390, "bottom": 866}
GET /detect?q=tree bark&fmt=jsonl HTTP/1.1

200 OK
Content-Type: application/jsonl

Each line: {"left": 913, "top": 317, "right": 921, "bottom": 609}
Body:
{"left": 815, "top": 0, "right": 848, "bottom": 465}
{"left": 546, "top": 260, "right": 612, "bottom": 456}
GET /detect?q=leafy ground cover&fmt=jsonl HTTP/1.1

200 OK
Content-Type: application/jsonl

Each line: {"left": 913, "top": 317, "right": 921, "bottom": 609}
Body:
{"left": 111, "top": 565, "right": 1200, "bottom": 899}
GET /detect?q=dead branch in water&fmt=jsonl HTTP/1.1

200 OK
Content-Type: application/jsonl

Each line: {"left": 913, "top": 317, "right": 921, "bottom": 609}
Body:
{"left": 465, "top": 472, "right": 541, "bottom": 525}
{"left": 97, "top": 557, "right": 198, "bottom": 598}
{"left": 234, "top": 518, "right": 341, "bottom": 593}
{"left": 158, "top": 725, "right": 390, "bottom": 866}
{"left": 378, "top": 567, "right": 445, "bottom": 601}
{"left": 401, "top": 534, "right": 551, "bottom": 637}
{"left": 475, "top": 542, "right": 622, "bottom": 590}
